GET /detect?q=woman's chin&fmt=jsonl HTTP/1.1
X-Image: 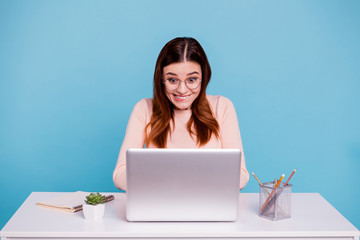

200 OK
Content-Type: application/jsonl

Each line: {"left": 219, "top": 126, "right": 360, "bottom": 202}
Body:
{"left": 172, "top": 101, "right": 191, "bottom": 110}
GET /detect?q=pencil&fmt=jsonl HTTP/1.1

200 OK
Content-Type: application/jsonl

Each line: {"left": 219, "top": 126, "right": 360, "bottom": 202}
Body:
{"left": 283, "top": 168, "right": 296, "bottom": 186}
{"left": 252, "top": 172, "right": 273, "bottom": 196}
{"left": 251, "top": 172, "right": 264, "bottom": 186}
{"left": 262, "top": 171, "right": 295, "bottom": 215}
{"left": 274, "top": 174, "right": 284, "bottom": 188}
{"left": 260, "top": 174, "right": 285, "bottom": 213}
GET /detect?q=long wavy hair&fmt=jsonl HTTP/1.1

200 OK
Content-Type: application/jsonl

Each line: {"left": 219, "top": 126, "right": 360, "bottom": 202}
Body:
{"left": 145, "top": 37, "right": 219, "bottom": 148}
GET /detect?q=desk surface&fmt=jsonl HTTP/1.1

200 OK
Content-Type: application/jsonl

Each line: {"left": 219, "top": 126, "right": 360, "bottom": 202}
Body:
{"left": 1, "top": 192, "right": 359, "bottom": 240}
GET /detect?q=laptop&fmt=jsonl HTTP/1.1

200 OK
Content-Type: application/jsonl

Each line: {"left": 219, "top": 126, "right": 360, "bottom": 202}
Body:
{"left": 126, "top": 148, "right": 241, "bottom": 222}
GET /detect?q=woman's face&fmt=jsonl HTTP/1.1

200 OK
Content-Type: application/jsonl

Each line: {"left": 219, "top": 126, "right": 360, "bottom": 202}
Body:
{"left": 163, "top": 61, "right": 202, "bottom": 110}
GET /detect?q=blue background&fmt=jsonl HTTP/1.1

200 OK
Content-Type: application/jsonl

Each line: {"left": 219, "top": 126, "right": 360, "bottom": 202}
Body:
{"left": 1, "top": 0, "right": 359, "bottom": 229}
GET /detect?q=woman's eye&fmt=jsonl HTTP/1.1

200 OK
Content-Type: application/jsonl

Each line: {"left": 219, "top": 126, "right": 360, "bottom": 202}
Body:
{"left": 168, "top": 78, "right": 177, "bottom": 84}
{"left": 188, "top": 77, "right": 198, "bottom": 82}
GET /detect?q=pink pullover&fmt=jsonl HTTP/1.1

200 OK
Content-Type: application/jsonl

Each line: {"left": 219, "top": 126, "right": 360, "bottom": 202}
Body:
{"left": 113, "top": 95, "right": 249, "bottom": 190}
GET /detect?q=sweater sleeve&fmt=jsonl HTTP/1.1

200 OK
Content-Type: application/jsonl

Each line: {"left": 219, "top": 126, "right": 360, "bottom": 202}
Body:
{"left": 218, "top": 96, "right": 249, "bottom": 189}
{"left": 113, "top": 99, "right": 150, "bottom": 191}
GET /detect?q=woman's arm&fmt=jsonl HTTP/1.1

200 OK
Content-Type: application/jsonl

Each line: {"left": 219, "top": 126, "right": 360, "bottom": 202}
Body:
{"left": 218, "top": 96, "right": 249, "bottom": 189}
{"left": 113, "top": 99, "right": 150, "bottom": 190}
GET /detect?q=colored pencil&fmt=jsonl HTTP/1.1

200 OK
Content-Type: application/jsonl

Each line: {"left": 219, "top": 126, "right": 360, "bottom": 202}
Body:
{"left": 283, "top": 168, "right": 296, "bottom": 186}
{"left": 260, "top": 174, "right": 284, "bottom": 213}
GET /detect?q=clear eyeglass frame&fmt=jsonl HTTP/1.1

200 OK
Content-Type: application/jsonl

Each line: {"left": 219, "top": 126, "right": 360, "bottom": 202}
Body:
{"left": 163, "top": 78, "right": 202, "bottom": 91}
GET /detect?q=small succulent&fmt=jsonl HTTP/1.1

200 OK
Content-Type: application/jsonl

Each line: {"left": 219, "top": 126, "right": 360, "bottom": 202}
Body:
{"left": 85, "top": 193, "right": 106, "bottom": 205}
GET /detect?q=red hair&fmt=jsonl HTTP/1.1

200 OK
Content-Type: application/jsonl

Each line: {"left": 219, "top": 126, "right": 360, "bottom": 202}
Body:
{"left": 145, "top": 37, "right": 219, "bottom": 148}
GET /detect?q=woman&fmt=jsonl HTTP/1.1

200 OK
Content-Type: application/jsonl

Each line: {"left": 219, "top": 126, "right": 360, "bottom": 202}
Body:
{"left": 113, "top": 37, "right": 249, "bottom": 190}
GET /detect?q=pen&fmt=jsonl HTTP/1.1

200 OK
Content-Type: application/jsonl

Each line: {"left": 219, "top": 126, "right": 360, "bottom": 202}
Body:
{"left": 260, "top": 174, "right": 284, "bottom": 213}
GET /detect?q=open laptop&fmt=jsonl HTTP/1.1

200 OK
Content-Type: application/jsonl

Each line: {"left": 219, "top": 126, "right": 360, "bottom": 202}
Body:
{"left": 126, "top": 148, "right": 241, "bottom": 222}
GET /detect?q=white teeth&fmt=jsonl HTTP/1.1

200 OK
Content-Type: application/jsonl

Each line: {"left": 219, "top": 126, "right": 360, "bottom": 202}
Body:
{"left": 175, "top": 95, "right": 189, "bottom": 99}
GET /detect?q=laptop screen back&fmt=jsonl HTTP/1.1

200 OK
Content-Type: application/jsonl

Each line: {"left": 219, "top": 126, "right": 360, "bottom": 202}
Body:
{"left": 126, "top": 148, "right": 241, "bottom": 221}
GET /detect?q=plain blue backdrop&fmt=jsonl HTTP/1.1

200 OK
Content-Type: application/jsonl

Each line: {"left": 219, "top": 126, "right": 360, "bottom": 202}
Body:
{"left": 1, "top": 0, "right": 359, "bottom": 229}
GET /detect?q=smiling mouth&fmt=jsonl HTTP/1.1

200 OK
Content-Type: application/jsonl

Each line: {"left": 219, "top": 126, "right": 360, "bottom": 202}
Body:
{"left": 173, "top": 94, "right": 190, "bottom": 100}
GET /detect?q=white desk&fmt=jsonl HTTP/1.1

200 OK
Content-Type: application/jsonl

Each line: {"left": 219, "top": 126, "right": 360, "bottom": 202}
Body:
{"left": 1, "top": 192, "right": 359, "bottom": 240}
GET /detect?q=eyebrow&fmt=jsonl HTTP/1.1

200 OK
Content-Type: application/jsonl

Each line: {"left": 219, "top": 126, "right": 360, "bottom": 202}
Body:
{"left": 187, "top": 71, "right": 200, "bottom": 76}
{"left": 165, "top": 71, "right": 200, "bottom": 76}
{"left": 165, "top": 72, "right": 177, "bottom": 76}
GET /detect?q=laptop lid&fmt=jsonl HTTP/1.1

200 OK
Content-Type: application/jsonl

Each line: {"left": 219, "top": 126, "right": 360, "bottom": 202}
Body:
{"left": 126, "top": 148, "right": 241, "bottom": 222}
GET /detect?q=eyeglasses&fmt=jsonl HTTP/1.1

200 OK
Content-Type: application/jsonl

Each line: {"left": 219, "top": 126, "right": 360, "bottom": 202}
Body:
{"left": 163, "top": 77, "right": 202, "bottom": 91}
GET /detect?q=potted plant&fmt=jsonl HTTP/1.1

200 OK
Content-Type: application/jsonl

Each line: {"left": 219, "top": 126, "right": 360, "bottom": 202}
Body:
{"left": 83, "top": 193, "right": 106, "bottom": 220}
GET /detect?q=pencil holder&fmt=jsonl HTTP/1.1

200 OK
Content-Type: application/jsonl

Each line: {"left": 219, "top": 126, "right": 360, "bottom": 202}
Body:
{"left": 259, "top": 182, "right": 292, "bottom": 221}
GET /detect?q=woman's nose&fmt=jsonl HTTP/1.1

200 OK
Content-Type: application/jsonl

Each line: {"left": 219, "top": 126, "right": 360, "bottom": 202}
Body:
{"left": 177, "top": 81, "right": 188, "bottom": 93}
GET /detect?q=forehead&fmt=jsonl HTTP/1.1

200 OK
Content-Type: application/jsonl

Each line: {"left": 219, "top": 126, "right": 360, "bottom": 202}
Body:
{"left": 163, "top": 61, "right": 202, "bottom": 75}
